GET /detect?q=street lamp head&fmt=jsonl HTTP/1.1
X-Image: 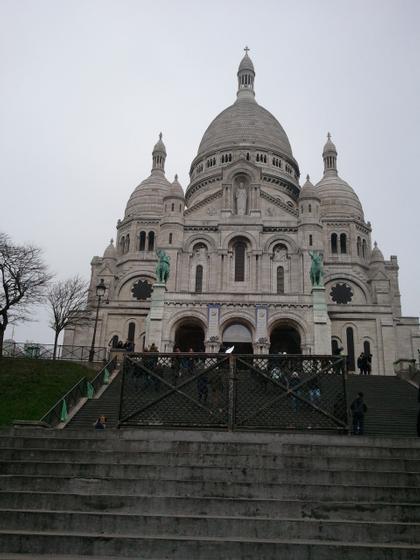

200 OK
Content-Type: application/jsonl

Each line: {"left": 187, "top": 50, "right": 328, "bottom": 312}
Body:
{"left": 96, "top": 279, "right": 106, "bottom": 298}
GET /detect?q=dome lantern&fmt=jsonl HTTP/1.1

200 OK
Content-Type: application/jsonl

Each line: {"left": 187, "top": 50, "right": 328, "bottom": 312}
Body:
{"left": 237, "top": 46, "right": 255, "bottom": 100}
{"left": 152, "top": 132, "right": 166, "bottom": 173}
{"left": 322, "top": 132, "right": 338, "bottom": 176}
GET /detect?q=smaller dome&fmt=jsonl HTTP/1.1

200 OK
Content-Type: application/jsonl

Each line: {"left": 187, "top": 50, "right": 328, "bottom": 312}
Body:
{"left": 323, "top": 132, "right": 337, "bottom": 155}
{"left": 103, "top": 239, "right": 117, "bottom": 259}
{"left": 238, "top": 51, "right": 255, "bottom": 73}
{"left": 316, "top": 174, "right": 364, "bottom": 220}
{"left": 370, "top": 241, "right": 384, "bottom": 264}
{"left": 125, "top": 172, "right": 171, "bottom": 218}
{"left": 164, "top": 174, "right": 185, "bottom": 200}
{"left": 299, "top": 174, "right": 320, "bottom": 200}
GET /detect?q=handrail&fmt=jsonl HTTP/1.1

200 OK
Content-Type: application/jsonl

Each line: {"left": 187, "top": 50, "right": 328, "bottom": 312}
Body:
{"left": 40, "top": 376, "right": 88, "bottom": 427}
{"left": 39, "top": 357, "right": 117, "bottom": 427}
{"left": 90, "top": 356, "right": 117, "bottom": 395}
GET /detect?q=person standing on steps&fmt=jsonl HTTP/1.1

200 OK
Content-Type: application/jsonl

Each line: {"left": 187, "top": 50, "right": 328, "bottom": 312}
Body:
{"left": 357, "top": 353, "right": 365, "bottom": 375}
{"left": 417, "top": 385, "right": 420, "bottom": 437}
{"left": 351, "top": 392, "right": 368, "bottom": 435}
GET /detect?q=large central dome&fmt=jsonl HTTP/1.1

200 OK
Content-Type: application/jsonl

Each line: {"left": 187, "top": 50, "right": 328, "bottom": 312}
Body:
{"left": 187, "top": 50, "right": 300, "bottom": 204}
{"left": 196, "top": 50, "right": 294, "bottom": 161}
{"left": 197, "top": 97, "right": 293, "bottom": 158}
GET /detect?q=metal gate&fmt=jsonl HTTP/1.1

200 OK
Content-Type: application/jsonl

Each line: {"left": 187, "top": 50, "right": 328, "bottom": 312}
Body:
{"left": 118, "top": 353, "right": 348, "bottom": 432}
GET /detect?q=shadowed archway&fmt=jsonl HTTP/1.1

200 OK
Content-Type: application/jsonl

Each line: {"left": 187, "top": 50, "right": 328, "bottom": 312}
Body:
{"left": 270, "top": 324, "right": 301, "bottom": 354}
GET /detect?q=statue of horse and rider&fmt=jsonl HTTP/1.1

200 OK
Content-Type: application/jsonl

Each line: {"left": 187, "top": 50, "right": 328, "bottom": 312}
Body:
{"left": 309, "top": 251, "right": 324, "bottom": 287}
{"left": 155, "top": 249, "right": 170, "bottom": 284}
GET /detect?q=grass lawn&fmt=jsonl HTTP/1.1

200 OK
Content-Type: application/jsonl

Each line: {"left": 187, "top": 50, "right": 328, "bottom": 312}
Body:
{"left": 0, "top": 358, "right": 96, "bottom": 426}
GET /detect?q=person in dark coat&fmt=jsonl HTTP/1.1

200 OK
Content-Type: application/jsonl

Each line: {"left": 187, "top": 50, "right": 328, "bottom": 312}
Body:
{"left": 417, "top": 385, "right": 420, "bottom": 437}
{"left": 351, "top": 392, "right": 368, "bottom": 435}
{"left": 357, "top": 353, "right": 364, "bottom": 375}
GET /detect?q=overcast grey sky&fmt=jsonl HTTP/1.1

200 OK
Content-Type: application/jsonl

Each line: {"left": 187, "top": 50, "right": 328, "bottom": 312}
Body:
{"left": 1, "top": 0, "right": 419, "bottom": 344}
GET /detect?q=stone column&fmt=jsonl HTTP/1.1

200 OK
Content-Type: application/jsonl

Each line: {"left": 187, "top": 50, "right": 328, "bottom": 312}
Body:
{"left": 145, "top": 283, "right": 167, "bottom": 351}
{"left": 312, "top": 286, "right": 332, "bottom": 354}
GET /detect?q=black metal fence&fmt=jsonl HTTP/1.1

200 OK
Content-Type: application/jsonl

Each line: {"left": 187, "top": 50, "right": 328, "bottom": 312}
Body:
{"left": 2, "top": 342, "right": 107, "bottom": 363}
{"left": 119, "top": 353, "right": 349, "bottom": 433}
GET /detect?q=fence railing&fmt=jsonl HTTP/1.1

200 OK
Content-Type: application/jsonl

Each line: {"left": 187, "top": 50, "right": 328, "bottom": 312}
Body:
{"left": 2, "top": 342, "right": 108, "bottom": 363}
{"left": 119, "top": 353, "right": 349, "bottom": 433}
{"left": 40, "top": 357, "right": 117, "bottom": 427}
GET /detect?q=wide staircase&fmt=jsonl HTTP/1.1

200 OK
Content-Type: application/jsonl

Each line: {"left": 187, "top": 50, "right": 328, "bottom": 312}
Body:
{"left": 347, "top": 374, "right": 418, "bottom": 437}
{"left": 0, "top": 427, "right": 419, "bottom": 559}
{"left": 66, "top": 369, "right": 419, "bottom": 437}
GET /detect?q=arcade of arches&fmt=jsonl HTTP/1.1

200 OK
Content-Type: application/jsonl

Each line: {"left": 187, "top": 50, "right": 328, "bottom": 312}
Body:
{"left": 173, "top": 319, "right": 303, "bottom": 355}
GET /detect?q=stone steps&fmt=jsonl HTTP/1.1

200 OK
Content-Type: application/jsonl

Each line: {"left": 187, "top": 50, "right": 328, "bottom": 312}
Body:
{"left": 2, "top": 492, "right": 419, "bottom": 522}
{"left": 2, "top": 510, "right": 420, "bottom": 543}
{"left": 2, "top": 447, "right": 420, "bottom": 471}
{"left": 2, "top": 460, "right": 420, "bottom": 486}
{"left": 0, "top": 428, "right": 419, "bottom": 558}
{"left": 2, "top": 475, "right": 419, "bottom": 502}
{"left": 347, "top": 375, "right": 418, "bottom": 437}
{"left": 0, "top": 531, "right": 419, "bottom": 559}
{"left": 66, "top": 374, "right": 122, "bottom": 429}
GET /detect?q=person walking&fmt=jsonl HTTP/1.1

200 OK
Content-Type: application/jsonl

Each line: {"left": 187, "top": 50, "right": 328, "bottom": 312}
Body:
{"left": 289, "top": 371, "right": 302, "bottom": 412}
{"left": 357, "top": 353, "right": 365, "bottom": 375}
{"left": 351, "top": 392, "right": 368, "bottom": 435}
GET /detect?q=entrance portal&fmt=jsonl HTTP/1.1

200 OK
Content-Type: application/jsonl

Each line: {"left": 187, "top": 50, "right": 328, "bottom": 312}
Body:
{"left": 270, "top": 324, "right": 301, "bottom": 354}
{"left": 174, "top": 321, "right": 205, "bottom": 352}
{"left": 222, "top": 323, "right": 253, "bottom": 354}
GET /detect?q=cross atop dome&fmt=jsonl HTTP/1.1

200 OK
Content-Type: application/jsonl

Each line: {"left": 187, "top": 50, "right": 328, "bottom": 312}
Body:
{"left": 244, "top": 45, "right": 250, "bottom": 54}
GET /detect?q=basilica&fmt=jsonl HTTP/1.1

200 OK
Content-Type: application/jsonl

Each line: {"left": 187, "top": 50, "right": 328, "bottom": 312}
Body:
{"left": 63, "top": 50, "right": 420, "bottom": 374}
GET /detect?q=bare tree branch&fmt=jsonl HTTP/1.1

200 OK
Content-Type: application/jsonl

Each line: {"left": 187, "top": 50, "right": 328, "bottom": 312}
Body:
{"left": 46, "top": 276, "right": 91, "bottom": 359}
{"left": 0, "top": 232, "right": 52, "bottom": 356}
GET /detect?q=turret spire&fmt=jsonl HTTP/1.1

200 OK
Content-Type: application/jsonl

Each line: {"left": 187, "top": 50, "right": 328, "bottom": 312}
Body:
{"left": 322, "top": 132, "right": 338, "bottom": 176}
{"left": 237, "top": 47, "right": 255, "bottom": 100}
{"left": 152, "top": 132, "right": 167, "bottom": 173}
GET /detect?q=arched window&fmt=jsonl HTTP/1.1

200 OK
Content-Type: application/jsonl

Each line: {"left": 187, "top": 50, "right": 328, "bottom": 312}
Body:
{"left": 119, "top": 236, "right": 125, "bottom": 254}
{"left": 363, "top": 340, "right": 371, "bottom": 357}
{"left": 276, "top": 266, "right": 284, "bottom": 294}
{"left": 169, "top": 233, "right": 173, "bottom": 244}
{"left": 309, "top": 234, "right": 313, "bottom": 246}
{"left": 195, "top": 265, "right": 203, "bottom": 293}
{"left": 362, "top": 239, "right": 367, "bottom": 258}
{"left": 234, "top": 241, "right": 246, "bottom": 282}
{"left": 125, "top": 234, "right": 130, "bottom": 253}
{"left": 127, "top": 322, "right": 135, "bottom": 344}
{"left": 331, "top": 233, "right": 338, "bottom": 254}
{"left": 147, "top": 231, "right": 155, "bottom": 251}
{"left": 171, "top": 203, "right": 175, "bottom": 212}
{"left": 308, "top": 204, "right": 312, "bottom": 213}
{"left": 139, "top": 231, "right": 146, "bottom": 251}
{"left": 346, "top": 327, "right": 355, "bottom": 371}
{"left": 340, "top": 233, "right": 347, "bottom": 254}
{"left": 357, "top": 236, "right": 361, "bottom": 256}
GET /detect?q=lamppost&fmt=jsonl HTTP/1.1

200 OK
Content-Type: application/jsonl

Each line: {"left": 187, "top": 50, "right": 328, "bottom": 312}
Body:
{"left": 89, "top": 279, "right": 107, "bottom": 362}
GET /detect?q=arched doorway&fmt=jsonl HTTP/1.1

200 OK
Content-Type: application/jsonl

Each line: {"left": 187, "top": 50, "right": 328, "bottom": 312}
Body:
{"left": 222, "top": 323, "right": 253, "bottom": 354}
{"left": 270, "top": 324, "right": 301, "bottom": 354}
{"left": 174, "top": 319, "right": 205, "bottom": 352}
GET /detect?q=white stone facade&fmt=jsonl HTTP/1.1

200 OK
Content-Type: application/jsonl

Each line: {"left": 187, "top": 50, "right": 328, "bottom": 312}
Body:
{"left": 63, "top": 52, "right": 420, "bottom": 374}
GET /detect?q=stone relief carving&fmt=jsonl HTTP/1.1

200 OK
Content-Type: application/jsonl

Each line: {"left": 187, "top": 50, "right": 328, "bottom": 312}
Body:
{"left": 236, "top": 182, "right": 247, "bottom": 215}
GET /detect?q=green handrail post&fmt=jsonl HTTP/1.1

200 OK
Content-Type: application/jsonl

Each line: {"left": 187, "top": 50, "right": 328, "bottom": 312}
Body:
{"left": 60, "top": 399, "right": 68, "bottom": 422}
{"left": 86, "top": 381, "right": 94, "bottom": 399}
